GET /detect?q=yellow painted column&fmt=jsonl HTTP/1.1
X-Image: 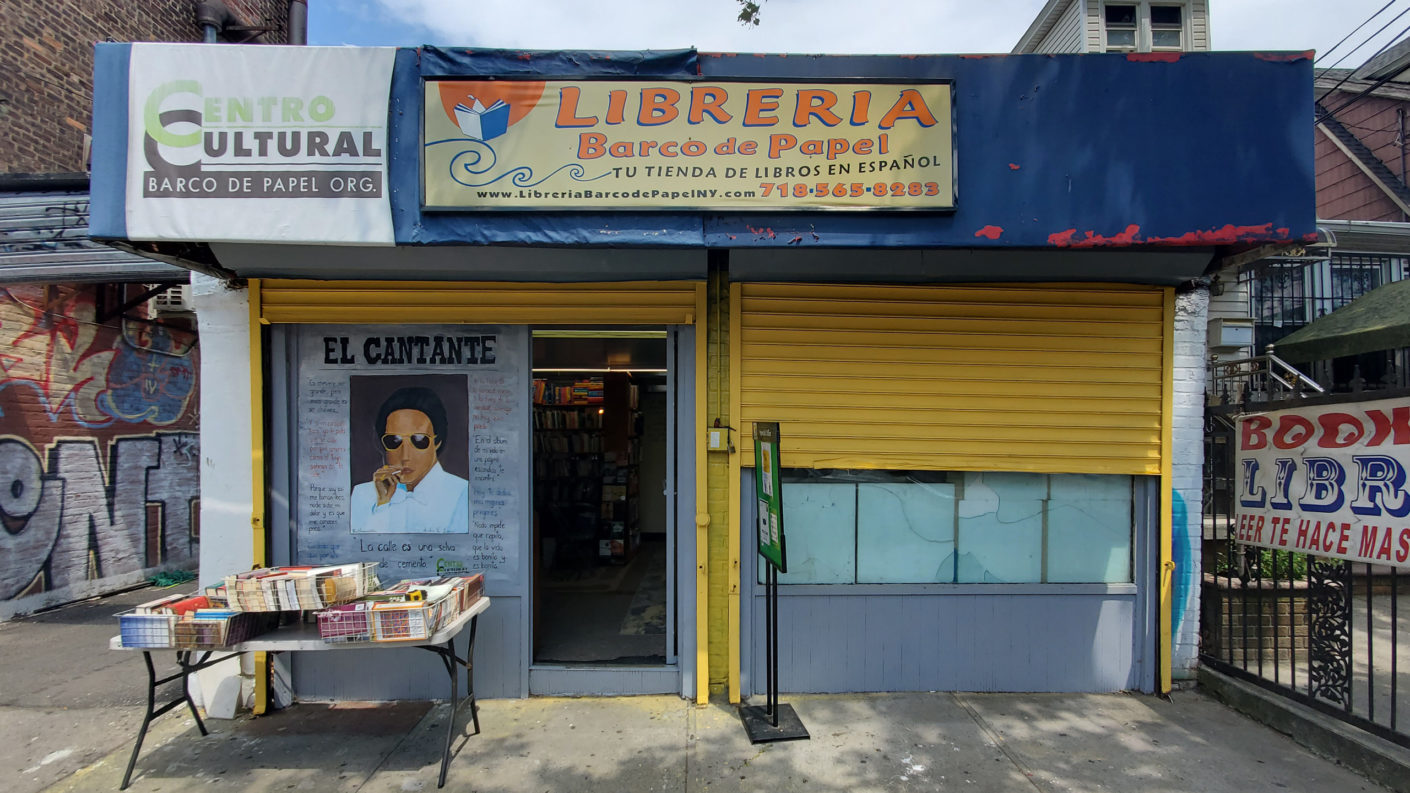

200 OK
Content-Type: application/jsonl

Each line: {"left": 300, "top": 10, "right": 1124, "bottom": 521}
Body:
{"left": 727, "top": 282, "right": 742, "bottom": 704}
{"left": 1159, "top": 287, "right": 1175, "bottom": 695}
{"left": 705, "top": 267, "right": 732, "bottom": 695}
{"left": 248, "top": 278, "right": 271, "bottom": 715}
{"left": 249, "top": 278, "right": 267, "bottom": 568}
{"left": 694, "top": 283, "right": 711, "bottom": 705}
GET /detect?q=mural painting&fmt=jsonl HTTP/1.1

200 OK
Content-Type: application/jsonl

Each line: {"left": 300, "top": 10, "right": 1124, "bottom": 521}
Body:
{"left": 0, "top": 284, "right": 200, "bottom": 617}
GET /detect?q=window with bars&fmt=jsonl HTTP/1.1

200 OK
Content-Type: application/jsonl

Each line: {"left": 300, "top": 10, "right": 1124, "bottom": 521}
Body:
{"left": 1246, "top": 253, "right": 1410, "bottom": 390}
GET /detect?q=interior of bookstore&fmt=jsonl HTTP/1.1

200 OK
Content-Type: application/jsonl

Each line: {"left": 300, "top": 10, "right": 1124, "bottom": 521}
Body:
{"left": 531, "top": 330, "right": 670, "bottom": 666}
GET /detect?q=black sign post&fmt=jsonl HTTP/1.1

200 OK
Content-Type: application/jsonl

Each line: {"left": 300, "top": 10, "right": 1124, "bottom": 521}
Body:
{"left": 739, "top": 422, "right": 809, "bottom": 743}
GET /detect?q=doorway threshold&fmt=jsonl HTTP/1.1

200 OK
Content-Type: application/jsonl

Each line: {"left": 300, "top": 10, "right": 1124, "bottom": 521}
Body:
{"left": 529, "top": 663, "right": 679, "bottom": 696}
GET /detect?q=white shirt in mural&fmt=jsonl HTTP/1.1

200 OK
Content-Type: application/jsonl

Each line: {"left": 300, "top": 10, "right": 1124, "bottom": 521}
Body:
{"left": 350, "top": 463, "right": 469, "bottom": 534}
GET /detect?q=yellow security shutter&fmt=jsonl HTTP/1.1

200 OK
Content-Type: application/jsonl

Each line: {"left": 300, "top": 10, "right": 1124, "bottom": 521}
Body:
{"left": 737, "top": 282, "right": 1168, "bottom": 475}
{"left": 259, "top": 280, "right": 701, "bottom": 325}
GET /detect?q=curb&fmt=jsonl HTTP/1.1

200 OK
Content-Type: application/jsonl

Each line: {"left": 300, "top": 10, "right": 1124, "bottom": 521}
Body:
{"left": 1198, "top": 666, "right": 1410, "bottom": 793}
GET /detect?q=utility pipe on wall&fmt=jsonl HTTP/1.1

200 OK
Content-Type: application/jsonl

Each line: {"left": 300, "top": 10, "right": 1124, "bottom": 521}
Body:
{"left": 289, "top": 0, "right": 307, "bottom": 45}
{"left": 194, "top": 0, "right": 233, "bottom": 42}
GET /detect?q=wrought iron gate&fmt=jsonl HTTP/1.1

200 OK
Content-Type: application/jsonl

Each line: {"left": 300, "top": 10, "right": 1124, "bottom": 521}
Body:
{"left": 1201, "top": 393, "right": 1408, "bottom": 748}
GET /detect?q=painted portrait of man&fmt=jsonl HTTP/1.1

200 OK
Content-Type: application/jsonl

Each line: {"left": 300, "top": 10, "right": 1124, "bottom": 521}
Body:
{"left": 349, "top": 383, "right": 469, "bottom": 534}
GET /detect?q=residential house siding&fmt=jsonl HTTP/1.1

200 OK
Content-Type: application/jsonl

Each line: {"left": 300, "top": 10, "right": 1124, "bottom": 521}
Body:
{"left": 1037, "top": 0, "right": 1087, "bottom": 53}
{"left": 1316, "top": 93, "right": 1408, "bottom": 221}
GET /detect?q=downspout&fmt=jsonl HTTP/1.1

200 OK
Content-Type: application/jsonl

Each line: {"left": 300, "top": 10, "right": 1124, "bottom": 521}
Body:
{"left": 289, "top": 0, "right": 308, "bottom": 45}
{"left": 194, "top": 0, "right": 234, "bottom": 42}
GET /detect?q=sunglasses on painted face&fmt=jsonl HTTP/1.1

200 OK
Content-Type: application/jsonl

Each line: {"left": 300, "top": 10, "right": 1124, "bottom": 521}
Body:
{"left": 381, "top": 433, "right": 436, "bottom": 451}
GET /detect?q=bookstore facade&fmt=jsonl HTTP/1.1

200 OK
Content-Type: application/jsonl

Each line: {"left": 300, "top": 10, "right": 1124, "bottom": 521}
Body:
{"left": 91, "top": 44, "right": 1313, "bottom": 704}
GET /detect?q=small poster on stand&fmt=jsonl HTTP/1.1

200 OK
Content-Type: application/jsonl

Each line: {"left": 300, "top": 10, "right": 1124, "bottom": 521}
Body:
{"left": 753, "top": 422, "right": 787, "bottom": 573}
{"left": 740, "top": 421, "right": 808, "bottom": 743}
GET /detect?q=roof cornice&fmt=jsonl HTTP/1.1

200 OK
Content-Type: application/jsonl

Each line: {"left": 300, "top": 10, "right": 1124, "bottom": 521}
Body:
{"left": 1315, "top": 70, "right": 1410, "bottom": 102}
{"left": 1013, "top": 0, "right": 1077, "bottom": 54}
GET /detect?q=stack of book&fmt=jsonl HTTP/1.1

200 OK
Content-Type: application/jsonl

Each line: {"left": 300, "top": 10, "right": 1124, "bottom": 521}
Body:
{"left": 118, "top": 592, "right": 275, "bottom": 649}
{"left": 572, "top": 378, "right": 604, "bottom": 403}
{"left": 220, "top": 563, "right": 380, "bottom": 612}
{"left": 316, "top": 574, "right": 483, "bottom": 644}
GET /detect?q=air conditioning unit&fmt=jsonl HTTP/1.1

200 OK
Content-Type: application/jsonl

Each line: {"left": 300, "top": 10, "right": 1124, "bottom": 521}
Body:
{"left": 148, "top": 283, "right": 193, "bottom": 316}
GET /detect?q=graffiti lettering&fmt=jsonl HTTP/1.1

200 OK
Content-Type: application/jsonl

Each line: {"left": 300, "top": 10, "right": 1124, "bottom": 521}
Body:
{"left": 0, "top": 433, "right": 199, "bottom": 599}
{"left": 0, "top": 282, "right": 200, "bottom": 617}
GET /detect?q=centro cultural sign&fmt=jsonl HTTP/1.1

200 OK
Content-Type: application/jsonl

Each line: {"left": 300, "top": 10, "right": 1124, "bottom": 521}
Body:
{"left": 1235, "top": 397, "right": 1410, "bottom": 568}
{"left": 124, "top": 44, "right": 395, "bottom": 244}
{"left": 422, "top": 80, "right": 955, "bottom": 211}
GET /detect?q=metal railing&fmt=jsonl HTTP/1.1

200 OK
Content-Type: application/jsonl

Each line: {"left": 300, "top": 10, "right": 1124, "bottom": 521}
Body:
{"left": 1201, "top": 399, "right": 1408, "bottom": 748}
{"left": 1208, "top": 346, "right": 1325, "bottom": 406}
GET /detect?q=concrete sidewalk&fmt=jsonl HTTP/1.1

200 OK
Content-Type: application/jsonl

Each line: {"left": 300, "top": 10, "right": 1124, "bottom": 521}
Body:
{"left": 37, "top": 688, "right": 1395, "bottom": 793}
{"left": 3, "top": 588, "right": 1398, "bottom": 793}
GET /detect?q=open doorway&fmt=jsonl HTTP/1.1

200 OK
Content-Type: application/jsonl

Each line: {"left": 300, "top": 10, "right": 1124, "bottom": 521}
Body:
{"left": 531, "top": 330, "right": 671, "bottom": 665}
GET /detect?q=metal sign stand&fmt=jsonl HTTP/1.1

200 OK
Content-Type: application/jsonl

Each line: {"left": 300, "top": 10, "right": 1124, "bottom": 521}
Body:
{"left": 739, "top": 559, "right": 809, "bottom": 742}
{"left": 740, "top": 422, "right": 808, "bottom": 743}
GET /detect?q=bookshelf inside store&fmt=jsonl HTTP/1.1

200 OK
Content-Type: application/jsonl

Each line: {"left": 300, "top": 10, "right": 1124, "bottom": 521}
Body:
{"left": 533, "top": 373, "right": 641, "bottom": 569}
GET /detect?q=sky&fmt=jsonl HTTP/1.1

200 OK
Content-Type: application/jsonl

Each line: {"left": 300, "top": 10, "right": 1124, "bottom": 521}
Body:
{"left": 308, "top": 0, "right": 1410, "bottom": 67}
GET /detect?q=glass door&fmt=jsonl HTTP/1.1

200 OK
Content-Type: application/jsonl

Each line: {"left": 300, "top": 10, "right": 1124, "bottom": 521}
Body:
{"left": 530, "top": 330, "right": 672, "bottom": 665}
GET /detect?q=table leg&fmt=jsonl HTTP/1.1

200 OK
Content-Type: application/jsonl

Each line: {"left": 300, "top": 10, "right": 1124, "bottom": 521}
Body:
{"left": 465, "top": 615, "right": 479, "bottom": 735}
{"left": 120, "top": 652, "right": 159, "bottom": 790}
{"left": 121, "top": 650, "right": 221, "bottom": 790}
{"left": 416, "top": 614, "right": 480, "bottom": 788}
{"left": 438, "top": 634, "right": 458, "bottom": 789}
{"left": 180, "top": 651, "right": 211, "bottom": 737}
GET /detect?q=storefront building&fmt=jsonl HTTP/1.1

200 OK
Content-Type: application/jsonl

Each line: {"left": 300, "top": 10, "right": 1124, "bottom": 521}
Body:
{"left": 90, "top": 44, "right": 1313, "bottom": 704}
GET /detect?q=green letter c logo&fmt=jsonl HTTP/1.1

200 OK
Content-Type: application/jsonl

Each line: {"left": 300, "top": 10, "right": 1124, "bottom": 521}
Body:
{"left": 143, "top": 80, "right": 202, "bottom": 148}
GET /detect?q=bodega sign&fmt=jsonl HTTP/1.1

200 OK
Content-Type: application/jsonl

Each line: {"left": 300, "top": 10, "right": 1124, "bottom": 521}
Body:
{"left": 125, "top": 44, "right": 394, "bottom": 244}
{"left": 423, "top": 79, "right": 954, "bottom": 211}
{"left": 1236, "top": 397, "right": 1410, "bottom": 568}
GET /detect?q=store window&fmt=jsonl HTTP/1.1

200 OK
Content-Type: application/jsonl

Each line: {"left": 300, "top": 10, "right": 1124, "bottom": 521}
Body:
{"left": 761, "top": 470, "right": 1133, "bottom": 585}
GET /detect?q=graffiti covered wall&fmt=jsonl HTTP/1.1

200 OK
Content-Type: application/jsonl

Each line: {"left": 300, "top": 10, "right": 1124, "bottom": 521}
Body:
{"left": 0, "top": 283, "right": 199, "bottom": 619}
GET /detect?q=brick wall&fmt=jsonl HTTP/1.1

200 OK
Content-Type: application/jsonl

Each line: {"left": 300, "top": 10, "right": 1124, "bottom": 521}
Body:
{"left": 0, "top": 283, "right": 201, "bottom": 618}
{"left": 0, "top": 0, "right": 289, "bottom": 174}
{"left": 1172, "top": 286, "right": 1208, "bottom": 678}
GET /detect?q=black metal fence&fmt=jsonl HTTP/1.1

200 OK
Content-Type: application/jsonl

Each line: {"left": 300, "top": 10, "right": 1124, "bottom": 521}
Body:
{"left": 1245, "top": 253, "right": 1409, "bottom": 392}
{"left": 1202, "top": 397, "right": 1408, "bottom": 748}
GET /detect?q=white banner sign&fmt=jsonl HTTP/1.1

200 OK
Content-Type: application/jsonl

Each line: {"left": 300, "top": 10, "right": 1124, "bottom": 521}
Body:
{"left": 1236, "top": 396, "right": 1410, "bottom": 568}
{"left": 125, "top": 44, "right": 395, "bottom": 245}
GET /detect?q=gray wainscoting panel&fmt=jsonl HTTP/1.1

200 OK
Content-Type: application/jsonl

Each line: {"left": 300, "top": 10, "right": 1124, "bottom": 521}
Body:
{"left": 292, "top": 595, "right": 524, "bottom": 700}
{"left": 749, "top": 591, "right": 1136, "bottom": 693}
{"left": 528, "top": 666, "right": 679, "bottom": 696}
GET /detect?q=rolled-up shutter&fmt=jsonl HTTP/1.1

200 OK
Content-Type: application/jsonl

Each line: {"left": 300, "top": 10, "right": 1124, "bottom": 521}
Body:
{"left": 736, "top": 282, "right": 1169, "bottom": 475}
{"left": 259, "top": 280, "right": 702, "bottom": 325}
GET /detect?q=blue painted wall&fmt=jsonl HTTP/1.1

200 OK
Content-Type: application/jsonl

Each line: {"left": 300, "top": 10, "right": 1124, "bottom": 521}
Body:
{"left": 92, "top": 45, "right": 1314, "bottom": 252}
{"left": 402, "top": 48, "right": 1314, "bottom": 249}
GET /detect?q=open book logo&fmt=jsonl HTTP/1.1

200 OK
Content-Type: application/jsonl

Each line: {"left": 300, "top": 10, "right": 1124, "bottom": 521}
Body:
{"left": 453, "top": 95, "right": 510, "bottom": 142}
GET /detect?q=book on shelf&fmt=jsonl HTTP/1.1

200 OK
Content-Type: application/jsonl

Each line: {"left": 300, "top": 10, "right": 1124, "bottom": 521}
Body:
{"left": 533, "top": 377, "right": 605, "bottom": 405}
